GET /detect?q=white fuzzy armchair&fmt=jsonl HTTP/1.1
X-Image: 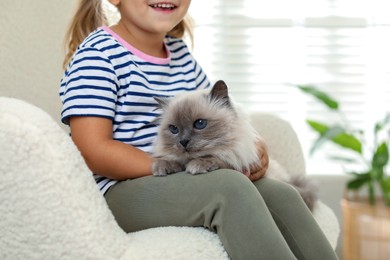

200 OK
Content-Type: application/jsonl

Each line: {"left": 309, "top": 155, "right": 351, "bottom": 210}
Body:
{"left": 0, "top": 97, "right": 339, "bottom": 260}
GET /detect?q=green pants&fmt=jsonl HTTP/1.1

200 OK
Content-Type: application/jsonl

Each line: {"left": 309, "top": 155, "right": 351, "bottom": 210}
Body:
{"left": 104, "top": 170, "right": 338, "bottom": 260}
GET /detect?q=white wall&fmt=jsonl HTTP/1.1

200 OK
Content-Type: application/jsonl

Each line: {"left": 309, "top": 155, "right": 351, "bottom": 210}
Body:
{"left": 0, "top": 0, "right": 76, "bottom": 127}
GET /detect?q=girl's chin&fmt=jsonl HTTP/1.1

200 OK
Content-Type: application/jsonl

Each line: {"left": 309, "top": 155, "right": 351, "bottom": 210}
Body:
{"left": 150, "top": 23, "right": 180, "bottom": 34}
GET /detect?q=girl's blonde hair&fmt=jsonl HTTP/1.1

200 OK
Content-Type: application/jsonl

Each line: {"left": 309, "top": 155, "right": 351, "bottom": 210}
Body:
{"left": 63, "top": 0, "right": 193, "bottom": 69}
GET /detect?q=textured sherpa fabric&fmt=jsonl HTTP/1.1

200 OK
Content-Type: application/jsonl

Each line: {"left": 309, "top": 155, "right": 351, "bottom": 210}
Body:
{"left": 0, "top": 97, "right": 131, "bottom": 260}
{"left": 0, "top": 97, "right": 338, "bottom": 260}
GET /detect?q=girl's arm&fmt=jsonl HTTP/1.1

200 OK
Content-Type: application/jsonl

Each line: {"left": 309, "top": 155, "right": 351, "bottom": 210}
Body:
{"left": 69, "top": 116, "right": 153, "bottom": 180}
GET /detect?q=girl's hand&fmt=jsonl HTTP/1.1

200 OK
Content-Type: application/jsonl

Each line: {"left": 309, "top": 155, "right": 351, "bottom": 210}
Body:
{"left": 243, "top": 137, "right": 269, "bottom": 182}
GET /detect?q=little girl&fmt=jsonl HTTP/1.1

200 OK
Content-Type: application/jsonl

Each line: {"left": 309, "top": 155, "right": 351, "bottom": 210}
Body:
{"left": 60, "top": 0, "right": 338, "bottom": 259}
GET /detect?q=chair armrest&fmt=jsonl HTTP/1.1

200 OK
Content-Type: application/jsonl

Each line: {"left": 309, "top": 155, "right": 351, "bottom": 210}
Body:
{"left": 250, "top": 112, "right": 306, "bottom": 175}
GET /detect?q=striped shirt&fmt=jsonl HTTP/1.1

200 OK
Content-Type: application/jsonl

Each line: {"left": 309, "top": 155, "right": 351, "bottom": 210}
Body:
{"left": 59, "top": 27, "right": 210, "bottom": 194}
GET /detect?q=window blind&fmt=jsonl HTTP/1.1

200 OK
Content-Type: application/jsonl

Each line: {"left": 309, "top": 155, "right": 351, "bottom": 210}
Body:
{"left": 189, "top": 0, "right": 390, "bottom": 174}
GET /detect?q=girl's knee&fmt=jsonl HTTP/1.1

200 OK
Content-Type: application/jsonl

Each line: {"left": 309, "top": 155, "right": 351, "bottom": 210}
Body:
{"left": 208, "top": 169, "right": 261, "bottom": 200}
{"left": 273, "top": 179, "right": 300, "bottom": 196}
{"left": 255, "top": 178, "right": 303, "bottom": 207}
{"left": 211, "top": 169, "right": 252, "bottom": 187}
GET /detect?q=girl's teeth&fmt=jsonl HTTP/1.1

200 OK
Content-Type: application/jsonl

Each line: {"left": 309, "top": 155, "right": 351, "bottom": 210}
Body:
{"left": 151, "top": 3, "right": 175, "bottom": 9}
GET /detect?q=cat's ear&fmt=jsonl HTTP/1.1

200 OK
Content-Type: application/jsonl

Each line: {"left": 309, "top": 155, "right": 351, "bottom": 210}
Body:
{"left": 154, "top": 96, "right": 170, "bottom": 110}
{"left": 210, "top": 80, "right": 231, "bottom": 107}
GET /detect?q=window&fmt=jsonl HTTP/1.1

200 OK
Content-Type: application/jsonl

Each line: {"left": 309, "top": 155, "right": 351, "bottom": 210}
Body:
{"left": 189, "top": 0, "right": 390, "bottom": 174}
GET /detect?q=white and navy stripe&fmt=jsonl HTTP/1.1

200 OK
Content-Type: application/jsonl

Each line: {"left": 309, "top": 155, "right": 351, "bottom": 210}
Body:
{"left": 60, "top": 27, "right": 210, "bottom": 194}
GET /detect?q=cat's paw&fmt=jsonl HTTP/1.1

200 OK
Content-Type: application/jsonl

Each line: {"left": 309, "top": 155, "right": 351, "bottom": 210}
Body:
{"left": 185, "top": 157, "right": 221, "bottom": 175}
{"left": 152, "top": 159, "right": 184, "bottom": 176}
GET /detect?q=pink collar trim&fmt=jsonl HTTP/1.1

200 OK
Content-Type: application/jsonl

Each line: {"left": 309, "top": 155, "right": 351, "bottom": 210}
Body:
{"left": 101, "top": 26, "right": 171, "bottom": 65}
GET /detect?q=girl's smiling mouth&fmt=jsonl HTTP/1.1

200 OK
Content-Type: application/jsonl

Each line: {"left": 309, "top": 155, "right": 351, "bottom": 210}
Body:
{"left": 149, "top": 3, "right": 177, "bottom": 11}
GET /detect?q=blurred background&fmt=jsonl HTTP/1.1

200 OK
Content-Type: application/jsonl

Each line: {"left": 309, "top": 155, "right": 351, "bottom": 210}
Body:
{"left": 189, "top": 0, "right": 390, "bottom": 177}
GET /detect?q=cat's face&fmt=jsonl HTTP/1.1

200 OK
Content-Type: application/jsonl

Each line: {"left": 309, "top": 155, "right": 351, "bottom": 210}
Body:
{"left": 155, "top": 81, "right": 238, "bottom": 158}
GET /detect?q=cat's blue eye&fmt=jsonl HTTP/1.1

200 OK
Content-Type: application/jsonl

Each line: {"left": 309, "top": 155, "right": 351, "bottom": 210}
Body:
{"left": 168, "top": 124, "right": 179, "bottom": 134}
{"left": 193, "top": 119, "right": 208, "bottom": 129}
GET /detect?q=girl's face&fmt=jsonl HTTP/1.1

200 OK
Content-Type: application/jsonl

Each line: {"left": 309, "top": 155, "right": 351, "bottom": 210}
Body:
{"left": 111, "top": 0, "right": 191, "bottom": 35}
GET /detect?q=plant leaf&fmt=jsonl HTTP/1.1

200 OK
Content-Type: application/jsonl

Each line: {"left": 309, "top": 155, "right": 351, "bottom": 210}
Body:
{"left": 381, "top": 177, "right": 390, "bottom": 189}
{"left": 309, "top": 136, "right": 327, "bottom": 155}
{"left": 347, "top": 172, "right": 370, "bottom": 190}
{"left": 380, "top": 177, "right": 390, "bottom": 206}
{"left": 368, "top": 180, "right": 376, "bottom": 205}
{"left": 297, "top": 85, "right": 339, "bottom": 110}
{"left": 306, "top": 120, "right": 331, "bottom": 155}
{"left": 375, "top": 114, "right": 390, "bottom": 133}
{"left": 372, "top": 142, "right": 389, "bottom": 168}
{"left": 306, "top": 120, "right": 329, "bottom": 134}
{"left": 306, "top": 120, "right": 362, "bottom": 154}
{"left": 332, "top": 131, "right": 363, "bottom": 154}
{"left": 327, "top": 156, "right": 358, "bottom": 163}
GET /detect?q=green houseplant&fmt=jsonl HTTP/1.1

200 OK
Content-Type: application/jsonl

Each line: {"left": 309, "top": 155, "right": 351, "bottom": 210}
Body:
{"left": 296, "top": 85, "right": 390, "bottom": 206}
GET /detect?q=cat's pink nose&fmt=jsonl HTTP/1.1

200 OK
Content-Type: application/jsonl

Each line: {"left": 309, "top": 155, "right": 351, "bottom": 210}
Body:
{"left": 180, "top": 139, "right": 190, "bottom": 148}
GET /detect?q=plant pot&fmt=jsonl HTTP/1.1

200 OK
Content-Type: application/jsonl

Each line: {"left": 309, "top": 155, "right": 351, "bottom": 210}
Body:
{"left": 341, "top": 197, "right": 390, "bottom": 260}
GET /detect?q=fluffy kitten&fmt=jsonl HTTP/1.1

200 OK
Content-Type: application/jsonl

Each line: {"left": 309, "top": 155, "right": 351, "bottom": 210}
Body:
{"left": 153, "top": 80, "right": 260, "bottom": 176}
{"left": 152, "top": 80, "right": 318, "bottom": 210}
